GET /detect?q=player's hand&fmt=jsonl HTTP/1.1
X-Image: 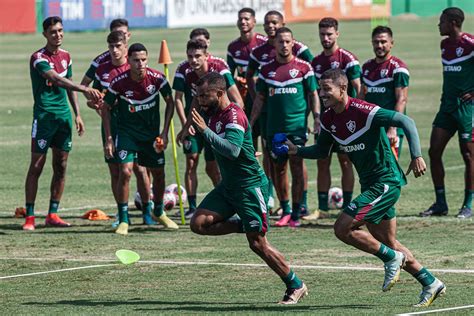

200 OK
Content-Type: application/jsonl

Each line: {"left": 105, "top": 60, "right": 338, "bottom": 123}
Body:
{"left": 75, "top": 115, "right": 85, "bottom": 137}
{"left": 83, "top": 87, "right": 102, "bottom": 103}
{"left": 406, "top": 156, "right": 426, "bottom": 178}
{"left": 86, "top": 99, "right": 103, "bottom": 111}
{"left": 104, "top": 137, "right": 115, "bottom": 159}
{"left": 159, "top": 133, "right": 169, "bottom": 151}
{"left": 285, "top": 140, "right": 298, "bottom": 155}
{"left": 460, "top": 91, "right": 473, "bottom": 102}
{"left": 176, "top": 129, "right": 186, "bottom": 146}
{"left": 312, "top": 116, "right": 321, "bottom": 135}
{"left": 191, "top": 108, "right": 207, "bottom": 133}
{"left": 386, "top": 127, "right": 398, "bottom": 145}
{"left": 188, "top": 124, "right": 196, "bottom": 136}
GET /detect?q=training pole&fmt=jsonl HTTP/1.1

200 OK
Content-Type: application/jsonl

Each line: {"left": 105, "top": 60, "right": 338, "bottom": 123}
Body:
{"left": 158, "top": 40, "right": 186, "bottom": 225}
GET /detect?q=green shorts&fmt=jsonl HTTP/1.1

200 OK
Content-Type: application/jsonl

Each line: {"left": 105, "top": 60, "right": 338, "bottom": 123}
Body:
{"left": 433, "top": 100, "right": 473, "bottom": 143}
{"left": 115, "top": 133, "right": 164, "bottom": 168}
{"left": 199, "top": 181, "right": 269, "bottom": 233}
{"left": 344, "top": 182, "right": 400, "bottom": 224}
{"left": 183, "top": 133, "right": 215, "bottom": 161}
{"left": 31, "top": 115, "right": 72, "bottom": 153}
{"left": 267, "top": 133, "right": 307, "bottom": 163}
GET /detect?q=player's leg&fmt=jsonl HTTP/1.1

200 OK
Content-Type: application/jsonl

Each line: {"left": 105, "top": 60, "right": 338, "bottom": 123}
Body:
{"left": 262, "top": 140, "right": 276, "bottom": 211}
{"left": 185, "top": 153, "right": 199, "bottom": 218}
{"left": 204, "top": 146, "right": 221, "bottom": 186}
{"left": 272, "top": 158, "right": 291, "bottom": 226}
{"left": 302, "top": 156, "right": 331, "bottom": 220}
{"left": 300, "top": 160, "right": 309, "bottom": 217}
{"left": 148, "top": 166, "right": 177, "bottom": 229}
{"left": 23, "top": 152, "right": 47, "bottom": 230}
{"left": 115, "top": 161, "right": 134, "bottom": 234}
{"left": 133, "top": 162, "right": 155, "bottom": 224}
{"left": 337, "top": 153, "right": 354, "bottom": 209}
{"left": 288, "top": 154, "right": 304, "bottom": 226}
{"left": 107, "top": 163, "right": 120, "bottom": 202}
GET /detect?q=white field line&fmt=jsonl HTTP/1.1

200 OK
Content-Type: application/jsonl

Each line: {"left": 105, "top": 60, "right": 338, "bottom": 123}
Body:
{"left": 396, "top": 304, "right": 474, "bottom": 315}
{"left": 0, "top": 263, "right": 117, "bottom": 280}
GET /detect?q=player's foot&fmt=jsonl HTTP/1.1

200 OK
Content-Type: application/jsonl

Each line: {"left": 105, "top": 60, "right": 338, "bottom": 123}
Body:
{"left": 156, "top": 214, "right": 179, "bottom": 229}
{"left": 274, "top": 214, "right": 291, "bottom": 227}
{"left": 382, "top": 251, "right": 406, "bottom": 292}
{"left": 278, "top": 283, "right": 308, "bottom": 305}
{"left": 115, "top": 222, "right": 129, "bottom": 235}
{"left": 143, "top": 213, "right": 157, "bottom": 225}
{"left": 112, "top": 214, "right": 132, "bottom": 228}
{"left": 299, "top": 206, "right": 308, "bottom": 218}
{"left": 413, "top": 279, "right": 446, "bottom": 307}
{"left": 184, "top": 208, "right": 196, "bottom": 219}
{"left": 419, "top": 203, "right": 448, "bottom": 217}
{"left": 289, "top": 219, "right": 301, "bottom": 228}
{"left": 456, "top": 207, "right": 472, "bottom": 219}
{"left": 45, "top": 214, "right": 71, "bottom": 227}
{"left": 22, "top": 216, "right": 35, "bottom": 231}
{"left": 302, "top": 209, "right": 330, "bottom": 221}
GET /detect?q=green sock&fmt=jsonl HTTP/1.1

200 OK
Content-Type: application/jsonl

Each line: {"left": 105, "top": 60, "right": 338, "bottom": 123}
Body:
{"left": 435, "top": 186, "right": 447, "bottom": 205}
{"left": 300, "top": 190, "right": 308, "bottom": 209}
{"left": 142, "top": 202, "right": 152, "bottom": 216}
{"left": 280, "top": 200, "right": 291, "bottom": 215}
{"left": 48, "top": 200, "right": 60, "bottom": 214}
{"left": 268, "top": 177, "right": 274, "bottom": 198}
{"left": 26, "top": 203, "right": 34, "bottom": 217}
{"left": 462, "top": 190, "right": 474, "bottom": 209}
{"left": 153, "top": 202, "right": 164, "bottom": 217}
{"left": 318, "top": 192, "right": 329, "bottom": 211}
{"left": 291, "top": 202, "right": 300, "bottom": 220}
{"left": 281, "top": 269, "right": 303, "bottom": 289}
{"left": 374, "top": 243, "right": 396, "bottom": 263}
{"left": 188, "top": 195, "right": 197, "bottom": 210}
{"left": 118, "top": 203, "right": 129, "bottom": 224}
{"left": 414, "top": 267, "right": 436, "bottom": 287}
{"left": 342, "top": 191, "right": 352, "bottom": 209}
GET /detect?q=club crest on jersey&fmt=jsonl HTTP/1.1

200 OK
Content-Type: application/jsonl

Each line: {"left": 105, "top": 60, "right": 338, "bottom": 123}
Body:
{"left": 456, "top": 47, "right": 464, "bottom": 57}
{"left": 119, "top": 150, "right": 128, "bottom": 160}
{"left": 346, "top": 120, "right": 356, "bottom": 133}
{"left": 125, "top": 90, "right": 134, "bottom": 97}
{"left": 289, "top": 69, "right": 299, "bottom": 78}
{"left": 331, "top": 61, "right": 340, "bottom": 69}
{"left": 380, "top": 69, "right": 389, "bottom": 78}
{"left": 215, "top": 121, "right": 223, "bottom": 134}
{"left": 61, "top": 60, "right": 67, "bottom": 69}
{"left": 146, "top": 85, "right": 156, "bottom": 95}
{"left": 37, "top": 139, "right": 47, "bottom": 149}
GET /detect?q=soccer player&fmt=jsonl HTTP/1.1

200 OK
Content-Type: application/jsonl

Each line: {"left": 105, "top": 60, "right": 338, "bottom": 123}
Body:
{"left": 284, "top": 68, "right": 446, "bottom": 308}
{"left": 23, "top": 16, "right": 102, "bottom": 230}
{"left": 420, "top": 7, "right": 473, "bottom": 219}
{"left": 251, "top": 27, "right": 319, "bottom": 227}
{"left": 361, "top": 26, "right": 409, "bottom": 160}
{"left": 189, "top": 28, "right": 211, "bottom": 48}
{"left": 227, "top": 7, "right": 267, "bottom": 147}
{"left": 174, "top": 39, "right": 244, "bottom": 219}
{"left": 189, "top": 72, "right": 307, "bottom": 305}
{"left": 247, "top": 10, "right": 314, "bottom": 218}
{"left": 102, "top": 43, "right": 178, "bottom": 235}
{"left": 305, "top": 17, "right": 358, "bottom": 220}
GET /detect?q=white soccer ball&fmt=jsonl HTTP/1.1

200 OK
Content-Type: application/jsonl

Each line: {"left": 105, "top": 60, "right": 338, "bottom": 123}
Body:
{"left": 328, "top": 187, "right": 343, "bottom": 209}
{"left": 134, "top": 189, "right": 154, "bottom": 210}
{"left": 163, "top": 192, "right": 176, "bottom": 211}
{"left": 165, "top": 183, "right": 187, "bottom": 204}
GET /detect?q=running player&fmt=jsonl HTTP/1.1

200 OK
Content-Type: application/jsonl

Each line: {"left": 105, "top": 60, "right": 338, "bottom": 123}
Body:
{"left": 252, "top": 27, "right": 319, "bottom": 227}
{"left": 102, "top": 43, "right": 178, "bottom": 235}
{"left": 190, "top": 72, "right": 307, "bottom": 305}
{"left": 420, "top": 7, "right": 473, "bottom": 219}
{"left": 361, "top": 26, "right": 409, "bottom": 160}
{"left": 174, "top": 39, "right": 243, "bottom": 219}
{"left": 305, "top": 17, "right": 358, "bottom": 220}
{"left": 284, "top": 68, "right": 445, "bottom": 308}
{"left": 23, "top": 16, "right": 102, "bottom": 230}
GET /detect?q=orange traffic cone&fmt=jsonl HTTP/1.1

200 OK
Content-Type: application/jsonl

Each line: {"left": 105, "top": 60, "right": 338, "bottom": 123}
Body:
{"left": 158, "top": 40, "right": 173, "bottom": 65}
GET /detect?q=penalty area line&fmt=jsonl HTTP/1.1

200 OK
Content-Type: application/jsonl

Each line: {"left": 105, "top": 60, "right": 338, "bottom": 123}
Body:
{"left": 0, "top": 263, "right": 117, "bottom": 280}
{"left": 396, "top": 304, "right": 474, "bottom": 315}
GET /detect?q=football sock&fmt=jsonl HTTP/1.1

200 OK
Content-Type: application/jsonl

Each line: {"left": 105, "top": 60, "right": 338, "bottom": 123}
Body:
{"left": 281, "top": 269, "right": 303, "bottom": 289}
{"left": 462, "top": 189, "right": 473, "bottom": 209}
{"left": 188, "top": 195, "right": 197, "bottom": 210}
{"left": 413, "top": 267, "right": 436, "bottom": 287}
{"left": 26, "top": 203, "right": 34, "bottom": 217}
{"left": 300, "top": 190, "right": 308, "bottom": 209}
{"left": 268, "top": 177, "right": 274, "bottom": 198}
{"left": 118, "top": 203, "right": 129, "bottom": 224}
{"left": 142, "top": 202, "right": 152, "bottom": 216}
{"left": 153, "top": 202, "right": 164, "bottom": 217}
{"left": 280, "top": 200, "right": 291, "bottom": 215}
{"left": 48, "top": 200, "right": 59, "bottom": 214}
{"left": 318, "top": 192, "right": 329, "bottom": 211}
{"left": 342, "top": 191, "right": 352, "bottom": 209}
{"left": 434, "top": 186, "right": 447, "bottom": 206}
{"left": 291, "top": 202, "right": 301, "bottom": 220}
{"left": 374, "top": 243, "right": 396, "bottom": 263}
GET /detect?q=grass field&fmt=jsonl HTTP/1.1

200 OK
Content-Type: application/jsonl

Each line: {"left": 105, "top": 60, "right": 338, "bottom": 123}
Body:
{"left": 0, "top": 16, "right": 473, "bottom": 315}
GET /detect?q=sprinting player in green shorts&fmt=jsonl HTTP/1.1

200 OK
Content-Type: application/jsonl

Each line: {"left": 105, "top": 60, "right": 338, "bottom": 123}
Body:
{"left": 420, "top": 7, "right": 473, "bottom": 219}
{"left": 284, "top": 69, "right": 446, "bottom": 308}
{"left": 189, "top": 72, "right": 307, "bottom": 305}
{"left": 102, "top": 43, "right": 178, "bottom": 235}
{"left": 23, "top": 16, "right": 102, "bottom": 231}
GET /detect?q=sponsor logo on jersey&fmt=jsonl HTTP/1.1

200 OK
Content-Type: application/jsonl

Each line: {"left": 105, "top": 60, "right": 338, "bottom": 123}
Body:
{"left": 364, "top": 69, "right": 369, "bottom": 76}
{"left": 268, "top": 71, "right": 276, "bottom": 78}
{"left": 235, "top": 50, "right": 241, "bottom": 57}
{"left": 249, "top": 220, "right": 260, "bottom": 227}
{"left": 49, "top": 62, "right": 55, "bottom": 69}
{"left": 102, "top": 73, "right": 110, "bottom": 80}
{"left": 268, "top": 87, "right": 298, "bottom": 96}
{"left": 461, "top": 133, "right": 470, "bottom": 140}
{"left": 262, "top": 53, "right": 269, "bottom": 60}
{"left": 456, "top": 47, "right": 464, "bottom": 57}
{"left": 125, "top": 90, "right": 134, "bottom": 97}
{"left": 331, "top": 61, "right": 340, "bottom": 69}
{"left": 119, "top": 150, "right": 128, "bottom": 160}
{"left": 346, "top": 120, "right": 356, "bottom": 133}
{"left": 331, "top": 125, "right": 336, "bottom": 133}
{"left": 367, "top": 86, "right": 386, "bottom": 93}
{"left": 340, "top": 142, "right": 366, "bottom": 153}
{"left": 38, "top": 139, "right": 47, "bottom": 149}
{"left": 146, "top": 85, "right": 156, "bottom": 95}
{"left": 128, "top": 101, "right": 156, "bottom": 113}
{"left": 315, "top": 64, "right": 322, "bottom": 71}
{"left": 67, "top": 141, "right": 72, "bottom": 148}
{"left": 443, "top": 65, "right": 462, "bottom": 72}
{"left": 441, "top": 48, "right": 445, "bottom": 55}
{"left": 289, "top": 68, "right": 299, "bottom": 78}
{"left": 215, "top": 121, "right": 222, "bottom": 134}
{"left": 348, "top": 202, "right": 356, "bottom": 210}
{"left": 61, "top": 60, "right": 67, "bottom": 69}
{"left": 157, "top": 158, "right": 164, "bottom": 165}
{"left": 380, "top": 69, "right": 388, "bottom": 78}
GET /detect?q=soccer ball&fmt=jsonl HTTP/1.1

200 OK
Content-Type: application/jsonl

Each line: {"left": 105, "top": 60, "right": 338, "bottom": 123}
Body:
{"left": 328, "top": 187, "right": 343, "bottom": 209}
{"left": 163, "top": 192, "right": 177, "bottom": 211}
{"left": 165, "top": 183, "right": 187, "bottom": 204}
{"left": 134, "top": 189, "right": 154, "bottom": 210}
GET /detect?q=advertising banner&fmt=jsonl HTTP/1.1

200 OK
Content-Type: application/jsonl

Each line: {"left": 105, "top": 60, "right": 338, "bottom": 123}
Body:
{"left": 0, "top": 0, "right": 36, "bottom": 33}
{"left": 43, "top": 0, "right": 167, "bottom": 31}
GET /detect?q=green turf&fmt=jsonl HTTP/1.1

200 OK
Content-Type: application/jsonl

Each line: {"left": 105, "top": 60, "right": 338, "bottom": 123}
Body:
{"left": 0, "top": 16, "right": 473, "bottom": 315}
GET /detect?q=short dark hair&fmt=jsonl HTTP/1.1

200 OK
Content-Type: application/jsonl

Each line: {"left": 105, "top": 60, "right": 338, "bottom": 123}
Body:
{"left": 42, "top": 16, "right": 62, "bottom": 32}
{"left": 196, "top": 72, "right": 226, "bottom": 91}
{"left": 238, "top": 7, "right": 255, "bottom": 17}
{"left": 442, "top": 7, "right": 464, "bottom": 27}
{"left": 109, "top": 19, "right": 129, "bottom": 31}
{"left": 128, "top": 43, "right": 147, "bottom": 56}
{"left": 372, "top": 25, "right": 393, "bottom": 38}
{"left": 264, "top": 10, "right": 284, "bottom": 21}
{"left": 186, "top": 39, "right": 208, "bottom": 52}
{"left": 107, "top": 30, "right": 127, "bottom": 44}
{"left": 319, "top": 17, "right": 338, "bottom": 30}
{"left": 189, "top": 28, "right": 210, "bottom": 40}
{"left": 320, "top": 68, "right": 348, "bottom": 87}
{"left": 275, "top": 27, "right": 293, "bottom": 38}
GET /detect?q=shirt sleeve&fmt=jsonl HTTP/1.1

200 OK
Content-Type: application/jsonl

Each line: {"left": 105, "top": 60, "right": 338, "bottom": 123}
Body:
{"left": 85, "top": 63, "right": 97, "bottom": 80}
{"left": 172, "top": 70, "right": 185, "bottom": 92}
{"left": 393, "top": 69, "right": 410, "bottom": 88}
{"left": 222, "top": 71, "right": 235, "bottom": 88}
{"left": 247, "top": 54, "right": 260, "bottom": 74}
{"left": 304, "top": 70, "right": 318, "bottom": 92}
{"left": 296, "top": 129, "right": 334, "bottom": 159}
{"left": 104, "top": 84, "right": 118, "bottom": 107}
{"left": 346, "top": 63, "right": 362, "bottom": 81}
{"left": 159, "top": 78, "right": 173, "bottom": 98}
{"left": 256, "top": 73, "right": 267, "bottom": 94}
{"left": 33, "top": 59, "right": 52, "bottom": 74}
{"left": 298, "top": 48, "right": 314, "bottom": 63}
{"left": 227, "top": 52, "right": 237, "bottom": 76}
{"left": 202, "top": 128, "right": 242, "bottom": 160}
{"left": 66, "top": 61, "right": 72, "bottom": 79}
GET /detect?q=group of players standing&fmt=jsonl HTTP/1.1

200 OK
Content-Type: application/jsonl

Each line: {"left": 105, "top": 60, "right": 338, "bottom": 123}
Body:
{"left": 24, "top": 6, "right": 472, "bottom": 307}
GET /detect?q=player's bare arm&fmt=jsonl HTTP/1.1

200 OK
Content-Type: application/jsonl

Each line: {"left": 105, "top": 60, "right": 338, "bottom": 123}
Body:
{"left": 177, "top": 97, "right": 200, "bottom": 145}
{"left": 387, "top": 86, "right": 409, "bottom": 144}
{"left": 351, "top": 77, "right": 362, "bottom": 99}
{"left": 460, "top": 90, "right": 474, "bottom": 102}
{"left": 309, "top": 90, "right": 321, "bottom": 134}
{"left": 190, "top": 108, "right": 207, "bottom": 133}
{"left": 245, "top": 66, "right": 257, "bottom": 100}
{"left": 80, "top": 74, "right": 93, "bottom": 87}
{"left": 227, "top": 85, "right": 244, "bottom": 108}
{"left": 159, "top": 95, "right": 175, "bottom": 150}
{"left": 100, "top": 102, "right": 114, "bottom": 159}
{"left": 42, "top": 69, "right": 102, "bottom": 102}
{"left": 66, "top": 88, "right": 85, "bottom": 136}
{"left": 174, "top": 91, "right": 187, "bottom": 126}
{"left": 249, "top": 91, "right": 265, "bottom": 127}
